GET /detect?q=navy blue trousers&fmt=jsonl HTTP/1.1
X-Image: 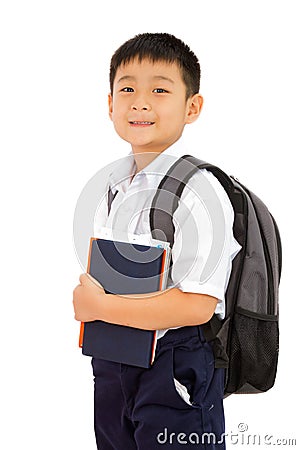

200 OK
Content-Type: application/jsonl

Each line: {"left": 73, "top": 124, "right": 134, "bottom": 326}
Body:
{"left": 92, "top": 326, "right": 226, "bottom": 449}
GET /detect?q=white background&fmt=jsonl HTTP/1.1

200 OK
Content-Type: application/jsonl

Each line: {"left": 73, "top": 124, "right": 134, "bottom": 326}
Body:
{"left": 0, "top": 1, "right": 299, "bottom": 448}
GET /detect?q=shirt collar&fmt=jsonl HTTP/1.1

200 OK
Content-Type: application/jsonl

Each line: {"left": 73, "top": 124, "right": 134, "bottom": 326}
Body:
{"left": 107, "top": 152, "right": 137, "bottom": 194}
{"left": 108, "top": 137, "right": 188, "bottom": 194}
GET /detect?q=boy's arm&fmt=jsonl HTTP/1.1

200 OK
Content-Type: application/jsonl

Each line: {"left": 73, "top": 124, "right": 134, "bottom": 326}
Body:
{"left": 73, "top": 273, "right": 217, "bottom": 330}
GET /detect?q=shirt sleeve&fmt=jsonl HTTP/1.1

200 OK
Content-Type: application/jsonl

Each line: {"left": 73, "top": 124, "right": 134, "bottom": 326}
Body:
{"left": 170, "top": 169, "right": 241, "bottom": 319}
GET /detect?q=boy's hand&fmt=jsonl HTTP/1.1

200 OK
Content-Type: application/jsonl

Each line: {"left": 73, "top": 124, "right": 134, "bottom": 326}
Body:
{"left": 73, "top": 273, "right": 105, "bottom": 322}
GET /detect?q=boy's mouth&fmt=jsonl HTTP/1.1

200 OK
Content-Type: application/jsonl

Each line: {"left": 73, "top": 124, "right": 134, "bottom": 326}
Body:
{"left": 129, "top": 121, "right": 155, "bottom": 127}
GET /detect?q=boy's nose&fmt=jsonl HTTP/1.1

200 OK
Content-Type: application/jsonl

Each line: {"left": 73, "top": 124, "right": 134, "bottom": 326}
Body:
{"left": 131, "top": 105, "right": 150, "bottom": 111}
{"left": 131, "top": 100, "right": 151, "bottom": 111}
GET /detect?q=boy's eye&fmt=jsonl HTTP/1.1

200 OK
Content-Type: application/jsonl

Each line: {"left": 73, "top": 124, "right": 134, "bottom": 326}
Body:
{"left": 120, "top": 87, "right": 134, "bottom": 92}
{"left": 153, "top": 88, "right": 168, "bottom": 93}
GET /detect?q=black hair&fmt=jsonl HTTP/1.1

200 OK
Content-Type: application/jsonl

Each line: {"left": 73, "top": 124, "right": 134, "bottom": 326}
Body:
{"left": 109, "top": 33, "right": 200, "bottom": 100}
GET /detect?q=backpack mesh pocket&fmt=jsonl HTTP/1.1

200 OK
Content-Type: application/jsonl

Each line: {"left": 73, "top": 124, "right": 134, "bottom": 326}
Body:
{"left": 226, "top": 312, "right": 279, "bottom": 394}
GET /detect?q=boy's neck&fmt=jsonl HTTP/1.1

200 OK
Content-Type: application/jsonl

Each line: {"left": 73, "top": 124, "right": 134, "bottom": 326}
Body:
{"left": 131, "top": 139, "right": 181, "bottom": 173}
{"left": 132, "top": 151, "right": 161, "bottom": 173}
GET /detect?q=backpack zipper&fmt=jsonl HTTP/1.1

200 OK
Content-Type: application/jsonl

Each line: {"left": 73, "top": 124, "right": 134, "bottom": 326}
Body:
{"left": 271, "top": 214, "right": 282, "bottom": 282}
{"left": 259, "top": 225, "right": 275, "bottom": 315}
{"left": 240, "top": 185, "right": 276, "bottom": 317}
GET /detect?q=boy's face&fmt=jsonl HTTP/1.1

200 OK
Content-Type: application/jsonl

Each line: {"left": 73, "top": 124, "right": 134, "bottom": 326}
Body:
{"left": 108, "top": 58, "right": 203, "bottom": 155}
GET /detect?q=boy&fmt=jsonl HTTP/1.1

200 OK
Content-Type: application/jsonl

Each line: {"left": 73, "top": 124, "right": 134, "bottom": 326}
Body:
{"left": 73, "top": 33, "right": 240, "bottom": 449}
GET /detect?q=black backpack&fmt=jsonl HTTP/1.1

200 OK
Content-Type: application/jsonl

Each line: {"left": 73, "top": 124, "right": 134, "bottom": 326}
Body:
{"left": 149, "top": 155, "right": 282, "bottom": 396}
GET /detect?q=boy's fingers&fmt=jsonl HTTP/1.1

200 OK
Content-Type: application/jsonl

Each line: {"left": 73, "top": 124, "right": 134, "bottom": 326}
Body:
{"left": 79, "top": 273, "right": 89, "bottom": 285}
{"left": 79, "top": 273, "right": 103, "bottom": 289}
{"left": 87, "top": 274, "right": 104, "bottom": 289}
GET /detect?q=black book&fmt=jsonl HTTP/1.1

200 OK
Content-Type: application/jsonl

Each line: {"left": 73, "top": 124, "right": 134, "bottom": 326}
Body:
{"left": 79, "top": 237, "right": 170, "bottom": 368}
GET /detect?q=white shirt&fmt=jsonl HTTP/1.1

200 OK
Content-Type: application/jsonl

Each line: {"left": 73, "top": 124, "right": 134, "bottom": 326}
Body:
{"left": 93, "top": 138, "right": 241, "bottom": 338}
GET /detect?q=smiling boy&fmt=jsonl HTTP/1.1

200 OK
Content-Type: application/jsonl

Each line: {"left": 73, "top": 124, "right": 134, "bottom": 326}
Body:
{"left": 73, "top": 33, "right": 240, "bottom": 449}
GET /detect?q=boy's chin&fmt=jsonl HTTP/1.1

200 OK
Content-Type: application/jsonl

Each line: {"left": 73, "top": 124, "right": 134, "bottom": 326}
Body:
{"left": 124, "top": 138, "right": 156, "bottom": 150}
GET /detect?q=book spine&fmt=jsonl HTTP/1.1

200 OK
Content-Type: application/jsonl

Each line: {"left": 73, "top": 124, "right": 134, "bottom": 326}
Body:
{"left": 150, "top": 331, "right": 158, "bottom": 365}
{"left": 79, "top": 322, "right": 84, "bottom": 348}
{"left": 78, "top": 237, "right": 97, "bottom": 348}
{"left": 159, "top": 248, "right": 167, "bottom": 291}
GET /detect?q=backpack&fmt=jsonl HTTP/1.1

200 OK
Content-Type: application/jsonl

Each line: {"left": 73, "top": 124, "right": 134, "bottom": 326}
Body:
{"left": 149, "top": 155, "right": 282, "bottom": 396}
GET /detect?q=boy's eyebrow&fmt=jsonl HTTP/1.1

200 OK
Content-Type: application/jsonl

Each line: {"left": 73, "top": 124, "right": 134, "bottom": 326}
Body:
{"left": 117, "top": 75, "right": 136, "bottom": 84}
{"left": 152, "top": 75, "right": 174, "bottom": 83}
{"left": 117, "top": 75, "right": 175, "bottom": 84}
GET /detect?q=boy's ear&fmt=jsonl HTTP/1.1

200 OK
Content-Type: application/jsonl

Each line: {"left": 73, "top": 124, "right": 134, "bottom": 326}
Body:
{"left": 108, "top": 93, "right": 113, "bottom": 120}
{"left": 185, "top": 94, "right": 203, "bottom": 124}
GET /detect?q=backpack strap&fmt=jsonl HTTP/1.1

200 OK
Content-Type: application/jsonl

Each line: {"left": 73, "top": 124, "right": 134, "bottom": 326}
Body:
{"left": 150, "top": 154, "right": 235, "bottom": 246}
